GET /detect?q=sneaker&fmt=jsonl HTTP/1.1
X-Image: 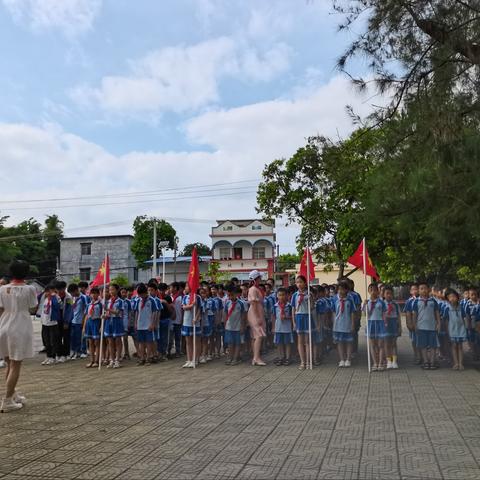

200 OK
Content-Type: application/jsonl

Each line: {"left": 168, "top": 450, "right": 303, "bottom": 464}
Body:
{"left": 344, "top": 360, "right": 351, "bottom": 367}
{"left": 0, "top": 359, "right": 6, "bottom": 368}
{"left": 13, "top": 392, "right": 26, "bottom": 404}
{"left": 386, "top": 361, "right": 393, "bottom": 369}
{"left": 113, "top": 360, "right": 121, "bottom": 369}
{"left": 47, "top": 358, "right": 56, "bottom": 365}
{"left": 199, "top": 356, "right": 207, "bottom": 364}
{"left": 206, "top": 355, "right": 213, "bottom": 362}
{"left": 80, "top": 353, "right": 87, "bottom": 359}
{"left": 392, "top": 361, "right": 399, "bottom": 369}
{"left": 41, "top": 358, "right": 50, "bottom": 365}
{"left": 182, "top": 361, "right": 192, "bottom": 368}
{"left": 0, "top": 397, "right": 23, "bottom": 413}
{"left": 107, "top": 360, "right": 114, "bottom": 369}
{"left": 338, "top": 360, "right": 345, "bottom": 368}
{"left": 70, "top": 353, "right": 78, "bottom": 360}
{"left": 188, "top": 361, "right": 196, "bottom": 368}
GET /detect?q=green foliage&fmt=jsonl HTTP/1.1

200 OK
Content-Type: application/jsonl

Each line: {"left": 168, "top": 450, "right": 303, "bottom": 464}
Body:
{"left": 204, "top": 261, "right": 230, "bottom": 283}
{"left": 181, "top": 242, "right": 211, "bottom": 256}
{"left": 276, "top": 253, "right": 300, "bottom": 272}
{"left": 131, "top": 216, "right": 177, "bottom": 266}
{"left": 110, "top": 273, "right": 130, "bottom": 287}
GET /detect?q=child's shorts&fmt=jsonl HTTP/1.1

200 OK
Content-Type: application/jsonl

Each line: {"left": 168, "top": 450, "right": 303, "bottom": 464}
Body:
{"left": 409, "top": 330, "right": 417, "bottom": 343}
{"left": 137, "top": 330, "right": 154, "bottom": 343}
{"left": 84, "top": 318, "right": 101, "bottom": 339}
{"left": 202, "top": 315, "right": 214, "bottom": 337}
{"left": 295, "top": 313, "right": 313, "bottom": 334}
{"left": 467, "top": 328, "right": 476, "bottom": 343}
{"left": 224, "top": 330, "right": 241, "bottom": 345}
{"left": 365, "top": 320, "right": 386, "bottom": 339}
{"left": 450, "top": 336, "right": 466, "bottom": 344}
{"left": 385, "top": 318, "right": 399, "bottom": 337}
{"left": 181, "top": 325, "right": 201, "bottom": 337}
{"left": 333, "top": 331, "right": 353, "bottom": 343}
{"left": 127, "top": 325, "right": 136, "bottom": 338}
{"left": 274, "top": 332, "right": 293, "bottom": 344}
{"left": 416, "top": 329, "right": 439, "bottom": 349}
{"left": 213, "top": 323, "right": 225, "bottom": 336}
{"left": 104, "top": 317, "right": 125, "bottom": 338}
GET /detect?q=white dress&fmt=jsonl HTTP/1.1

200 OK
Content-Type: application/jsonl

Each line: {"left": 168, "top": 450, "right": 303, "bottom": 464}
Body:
{"left": 0, "top": 283, "right": 37, "bottom": 361}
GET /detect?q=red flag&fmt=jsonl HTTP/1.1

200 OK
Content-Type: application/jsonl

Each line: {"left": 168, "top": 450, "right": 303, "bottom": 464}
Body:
{"left": 347, "top": 240, "right": 379, "bottom": 280}
{"left": 187, "top": 246, "right": 200, "bottom": 304}
{"left": 90, "top": 254, "right": 110, "bottom": 287}
{"left": 299, "top": 247, "right": 315, "bottom": 282}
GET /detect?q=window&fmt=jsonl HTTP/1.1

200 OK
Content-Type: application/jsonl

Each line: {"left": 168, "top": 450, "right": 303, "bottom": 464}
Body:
{"left": 79, "top": 268, "right": 91, "bottom": 281}
{"left": 80, "top": 243, "right": 92, "bottom": 255}
{"left": 233, "top": 247, "right": 243, "bottom": 260}
{"left": 252, "top": 225, "right": 262, "bottom": 230}
{"left": 222, "top": 225, "right": 233, "bottom": 231}
{"left": 219, "top": 247, "right": 231, "bottom": 259}
{"left": 133, "top": 267, "right": 138, "bottom": 282}
{"left": 252, "top": 247, "right": 266, "bottom": 259}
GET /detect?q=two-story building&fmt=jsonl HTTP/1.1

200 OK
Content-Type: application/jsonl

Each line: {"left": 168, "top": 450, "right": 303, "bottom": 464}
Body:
{"left": 59, "top": 235, "right": 139, "bottom": 284}
{"left": 210, "top": 219, "right": 276, "bottom": 281}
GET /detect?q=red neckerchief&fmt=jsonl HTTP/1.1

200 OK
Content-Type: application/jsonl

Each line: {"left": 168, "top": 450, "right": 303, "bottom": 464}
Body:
{"left": 44, "top": 295, "right": 52, "bottom": 314}
{"left": 297, "top": 290, "right": 306, "bottom": 306}
{"left": 387, "top": 302, "right": 394, "bottom": 315}
{"left": 88, "top": 300, "right": 98, "bottom": 317}
{"left": 370, "top": 299, "right": 377, "bottom": 314}
{"left": 227, "top": 300, "right": 237, "bottom": 320}
{"left": 108, "top": 296, "right": 116, "bottom": 317}
{"left": 339, "top": 297, "right": 345, "bottom": 313}
{"left": 278, "top": 302, "right": 286, "bottom": 320}
{"left": 141, "top": 297, "right": 147, "bottom": 309}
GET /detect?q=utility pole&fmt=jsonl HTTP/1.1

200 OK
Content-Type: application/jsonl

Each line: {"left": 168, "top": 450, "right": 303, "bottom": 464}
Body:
{"left": 152, "top": 220, "right": 157, "bottom": 279}
{"left": 158, "top": 241, "right": 169, "bottom": 283}
{"left": 173, "top": 236, "right": 179, "bottom": 281}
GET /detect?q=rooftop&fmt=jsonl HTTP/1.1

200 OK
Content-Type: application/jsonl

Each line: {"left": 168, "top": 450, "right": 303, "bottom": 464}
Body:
{"left": 61, "top": 234, "right": 133, "bottom": 241}
{"left": 144, "top": 256, "right": 212, "bottom": 265}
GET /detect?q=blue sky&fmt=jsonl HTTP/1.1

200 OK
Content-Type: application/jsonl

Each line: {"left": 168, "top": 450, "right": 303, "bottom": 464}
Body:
{"left": 0, "top": 0, "right": 376, "bottom": 254}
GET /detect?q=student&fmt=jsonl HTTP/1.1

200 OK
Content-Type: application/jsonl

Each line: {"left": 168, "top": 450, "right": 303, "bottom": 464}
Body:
{"left": 68, "top": 283, "right": 87, "bottom": 360}
{"left": 120, "top": 287, "right": 131, "bottom": 360}
{"left": 314, "top": 285, "right": 331, "bottom": 363}
{"left": 364, "top": 283, "right": 387, "bottom": 371}
{"left": 264, "top": 283, "right": 276, "bottom": 349}
{"left": 331, "top": 281, "right": 355, "bottom": 367}
{"left": 404, "top": 283, "right": 420, "bottom": 364}
{"left": 224, "top": 286, "right": 246, "bottom": 366}
{"left": 273, "top": 287, "right": 293, "bottom": 365}
{"left": 157, "top": 283, "right": 174, "bottom": 361}
{"left": 212, "top": 284, "right": 225, "bottom": 359}
{"left": 169, "top": 282, "right": 184, "bottom": 357}
{"left": 104, "top": 283, "right": 124, "bottom": 368}
{"left": 413, "top": 282, "right": 441, "bottom": 369}
{"left": 199, "top": 287, "right": 215, "bottom": 363}
{"left": 443, "top": 288, "right": 467, "bottom": 370}
{"left": 38, "top": 284, "right": 60, "bottom": 365}
{"left": 291, "top": 275, "right": 312, "bottom": 370}
{"left": 434, "top": 287, "right": 450, "bottom": 361}
{"left": 84, "top": 287, "right": 102, "bottom": 368}
{"left": 134, "top": 283, "right": 158, "bottom": 366}
{"left": 181, "top": 284, "right": 201, "bottom": 368}
{"left": 384, "top": 286, "right": 401, "bottom": 369}
{"left": 466, "top": 288, "right": 480, "bottom": 360}
{"left": 78, "top": 281, "right": 90, "bottom": 358}
{"left": 55, "top": 281, "right": 73, "bottom": 363}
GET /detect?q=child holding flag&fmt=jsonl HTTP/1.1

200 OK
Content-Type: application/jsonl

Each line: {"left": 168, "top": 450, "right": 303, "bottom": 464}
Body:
{"left": 181, "top": 284, "right": 201, "bottom": 368}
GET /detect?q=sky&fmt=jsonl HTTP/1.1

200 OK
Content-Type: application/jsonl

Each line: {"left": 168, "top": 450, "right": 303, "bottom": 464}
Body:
{"left": 0, "top": 0, "right": 376, "bottom": 255}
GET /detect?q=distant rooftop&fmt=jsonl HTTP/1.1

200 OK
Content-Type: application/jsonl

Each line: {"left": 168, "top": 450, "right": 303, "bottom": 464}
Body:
{"left": 144, "top": 256, "right": 212, "bottom": 265}
{"left": 215, "top": 219, "right": 275, "bottom": 227}
{"left": 61, "top": 234, "right": 133, "bottom": 241}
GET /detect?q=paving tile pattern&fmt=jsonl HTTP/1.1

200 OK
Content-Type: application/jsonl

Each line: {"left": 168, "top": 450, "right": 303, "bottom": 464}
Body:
{"left": 1, "top": 322, "right": 480, "bottom": 479}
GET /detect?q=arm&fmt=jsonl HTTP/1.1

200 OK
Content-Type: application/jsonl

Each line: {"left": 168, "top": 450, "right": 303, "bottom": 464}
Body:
{"left": 435, "top": 309, "right": 441, "bottom": 332}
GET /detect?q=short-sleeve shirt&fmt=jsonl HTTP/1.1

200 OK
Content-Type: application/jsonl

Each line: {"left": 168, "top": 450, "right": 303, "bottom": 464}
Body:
{"left": 72, "top": 295, "right": 87, "bottom": 325}
{"left": 273, "top": 302, "right": 293, "bottom": 333}
{"left": 403, "top": 296, "right": 416, "bottom": 313}
{"left": 412, "top": 297, "right": 438, "bottom": 331}
{"left": 107, "top": 297, "right": 124, "bottom": 320}
{"left": 87, "top": 300, "right": 102, "bottom": 320}
{"left": 182, "top": 294, "right": 201, "bottom": 327}
{"left": 331, "top": 295, "right": 355, "bottom": 333}
{"left": 291, "top": 290, "right": 310, "bottom": 315}
{"left": 136, "top": 296, "right": 158, "bottom": 330}
{"left": 385, "top": 300, "right": 400, "bottom": 319}
{"left": 366, "top": 299, "right": 386, "bottom": 321}
{"left": 443, "top": 303, "right": 466, "bottom": 338}
{"left": 224, "top": 299, "right": 245, "bottom": 331}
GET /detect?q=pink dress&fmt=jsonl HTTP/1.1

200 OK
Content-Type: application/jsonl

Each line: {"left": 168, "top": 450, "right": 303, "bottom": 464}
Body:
{"left": 247, "top": 286, "right": 266, "bottom": 339}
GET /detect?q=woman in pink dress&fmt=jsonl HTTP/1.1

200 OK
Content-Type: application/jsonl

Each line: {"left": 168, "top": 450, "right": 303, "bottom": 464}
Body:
{"left": 247, "top": 270, "right": 266, "bottom": 365}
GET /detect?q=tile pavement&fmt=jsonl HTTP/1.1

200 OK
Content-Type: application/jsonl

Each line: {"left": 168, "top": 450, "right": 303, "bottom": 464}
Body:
{"left": 1, "top": 321, "right": 480, "bottom": 479}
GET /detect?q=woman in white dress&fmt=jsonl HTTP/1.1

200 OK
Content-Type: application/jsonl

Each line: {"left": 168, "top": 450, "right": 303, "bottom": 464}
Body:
{"left": 0, "top": 260, "right": 38, "bottom": 413}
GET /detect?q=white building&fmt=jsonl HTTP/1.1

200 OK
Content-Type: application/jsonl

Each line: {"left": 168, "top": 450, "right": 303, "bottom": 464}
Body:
{"left": 210, "top": 219, "right": 276, "bottom": 281}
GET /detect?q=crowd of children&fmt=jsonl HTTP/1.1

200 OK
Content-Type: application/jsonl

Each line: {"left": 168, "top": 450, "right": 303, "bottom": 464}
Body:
{"left": 33, "top": 273, "right": 480, "bottom": 372}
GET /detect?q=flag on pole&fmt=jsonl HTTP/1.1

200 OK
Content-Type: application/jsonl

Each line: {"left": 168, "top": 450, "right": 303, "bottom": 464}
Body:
{"left": 347, "top": 240, "right": 379, "bottom": 280}
{"left": 90, "top": 254, "right": 110, "bottom": 287}
{"left": 187, "top": 246, "right": 200, "bottom": 304}
{"left": 299, "top": 247, "right": 315, "bottom": 281}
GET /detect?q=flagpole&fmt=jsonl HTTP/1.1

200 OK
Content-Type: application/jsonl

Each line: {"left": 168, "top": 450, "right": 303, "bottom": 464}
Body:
{"left": 363, "top": 239, "right": 371, "bottom": 374}
{"left": 193, "top": 296, "right": 196, "bottom": 369}
{"left": 307, "top": 246, "right": 313, "bottom": 370}
{"left": 98, "top": 251, "right": 107, "bottom": 371}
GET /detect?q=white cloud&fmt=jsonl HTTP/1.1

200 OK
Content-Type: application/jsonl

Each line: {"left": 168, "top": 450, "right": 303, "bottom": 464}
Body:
{"left": 2, "top": 0, "right": 102, "bottom": 36}
{"left": 1, "top": 75, "right": 381, "bottom": 251}
{"left": 69, "top": 37, "right": 293, "bottom": 115}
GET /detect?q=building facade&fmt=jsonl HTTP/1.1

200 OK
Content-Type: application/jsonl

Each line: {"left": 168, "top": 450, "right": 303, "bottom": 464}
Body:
{"left": 59, "top": 235, "right": 138, "bottom": 284}
{"left": 144, "top": 256, "right": 211, "bottom": 284}
{"left": 210, "top": 219, "right": 275, "bottom": 281}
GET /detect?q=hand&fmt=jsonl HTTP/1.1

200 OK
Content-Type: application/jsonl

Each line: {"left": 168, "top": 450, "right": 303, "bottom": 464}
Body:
{"left": 148, "top": 324, "right": 154, "bottom": 331}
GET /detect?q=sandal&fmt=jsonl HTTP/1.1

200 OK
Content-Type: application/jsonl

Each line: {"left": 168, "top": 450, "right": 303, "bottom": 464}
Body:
{"left": 298, "top": 363, "right": 305, "bottom": 370}
{"left": 91, "top": 362, "right": 98, "bottom": 368}
{"left": 422, "top": 363, "right": 430, "bottom": 370}
{"left": 283, "top": 359, "right": 291, "bottom": 366}
{"left": 85, "top": 362, "right": 93, "bottom": 368}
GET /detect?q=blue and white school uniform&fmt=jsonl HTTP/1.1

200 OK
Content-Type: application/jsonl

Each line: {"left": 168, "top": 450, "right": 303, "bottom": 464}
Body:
{"left": 264, "top": 293, "right": 276, "bottom": 334}
{"left": 104, "top": 297, "right": 125, "bottom": 338}
{"left": 404, "top": 296, "right": 417, "bottom": 343}
{"left": 331, "top": 295, "right": 355, "bottom": 343}
{"left": 315, "top": 297, "right": 332, "bottom": 344}
{"left": 365, "top": 299, "right": 387, "bottom": 339}
{"left": 466, "top": 301, "right": 479, "bottom": 343}
{"left": 84, "top": 301, "right": 103, "bottom": 339}
{"left": 202, "top": 297, "right": 216, "bottom": 337}
{"left": 224, "top": 299, "right": 245, "bottom": 345}
{"left": 412, "top": 297, "right": 439, "bottom": 348}
{"left": 136, "top": 296, "right": 158, "bottom": 343}
{"left": 213, "top": 296, "right": 225, "bottom": 335}
{"left": 437, "top": 299, "right": 448, "bottom": 339}
{"left": 273, "top": 303, "right": 293, "bottom": 344}
{"left": 151, "top": 296, "right": 162, "bottom": 342}
{"left": 122, "top": 298, "right": 131, "bottom": 333}
{"left": 127, "top": 296, "right": 138, "bottom": 337}
{"left": 70, "top": 295, "right": 87, "bottom": 353}
{"left": 181, "top": 294, "right": 202, "bottom": 337}
{"left": 443, "top": 303, "right": 467, "bottom": 343}
{"left": 384, "top": 301, "right": 401, "bottom": 337}
{"left": 348, "top": 291, "right": 362, "bottom": 330}
{"left": 292, "top": 290, "right": 313, "bottom": 334}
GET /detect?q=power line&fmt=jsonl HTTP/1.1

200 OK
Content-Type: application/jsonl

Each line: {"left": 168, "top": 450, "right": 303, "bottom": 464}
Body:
{"left": 0, "top": 179, "right": 260, "bottom": 204}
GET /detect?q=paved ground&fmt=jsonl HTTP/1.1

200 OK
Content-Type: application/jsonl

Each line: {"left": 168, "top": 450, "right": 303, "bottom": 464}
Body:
{"left": 1, "top": 322, "right": 480, "bottom": 480}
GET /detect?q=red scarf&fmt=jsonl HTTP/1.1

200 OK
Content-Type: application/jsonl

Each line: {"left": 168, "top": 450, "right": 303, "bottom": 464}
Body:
{"left": 297, "top": 291, "right": 306, "bottom": 307}
{"left": 278, "top": 302, "right": 286, "bottom": 320}
{"left": 226, "top": 301, "right": 237, "bottom": 321}
{"left": 339, "top": 297, "right": 345, "bottom": 314}
{"left": 370, "top": 300, "right": 377, "bottom": 314}
{"left": 88, "top": 301, "right": 99, "bottom": 317}
{"left": 43, "top": 296, "right": 52, "bottom": 315}
{"left": 107, "top": 296, "right": 116, "bottom": 317}
{"left": 140, "top": 297, "right": 147, "bottom": 310}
